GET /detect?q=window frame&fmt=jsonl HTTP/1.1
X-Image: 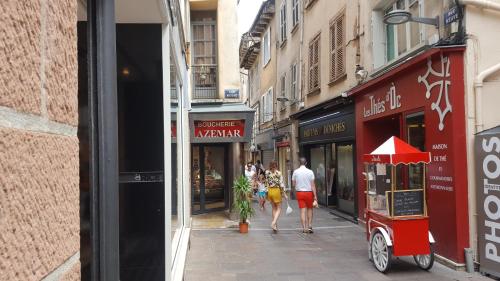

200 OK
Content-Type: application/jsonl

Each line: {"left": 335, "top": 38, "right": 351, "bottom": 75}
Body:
{"left": 308, "top": 33, "right": 321, "bottom": 94}
{"left": 262, "top": 27, "right": 271, "bottom": 67}
{"left": 280, "top": 73, "right": 287, "bottom": 111}
{"left": 291, "top": 0, "right": 299, "bottom": 32}
{"left": 290, "top": 62, "right": 298, "bottom": 103}
{"left": 280, "top": 1, "right": 287, "bottom": 46}
{"left": 383, "top": 0, "right": 424, "bottom": 64}
{"left": 329, "top": 9, "right": 346, "bottom": 85}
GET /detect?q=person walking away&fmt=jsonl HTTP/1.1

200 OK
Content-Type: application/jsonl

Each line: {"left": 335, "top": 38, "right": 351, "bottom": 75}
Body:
{"left": 265, "top": 160, "right": 287, "bottom": 232}
{"left": 256, "top": 173, "right": 267, "bottom": 211}
{"left": 292, "top": 157, "right": 317, "bottom": 233}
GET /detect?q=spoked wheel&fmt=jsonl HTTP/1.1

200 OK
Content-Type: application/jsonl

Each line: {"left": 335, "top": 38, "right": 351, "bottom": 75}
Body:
{"left": 414, "top": 245, "right": 434, "bottom": 270}
{"left": 371, "top": 231, "right": 392, "bottom": 273}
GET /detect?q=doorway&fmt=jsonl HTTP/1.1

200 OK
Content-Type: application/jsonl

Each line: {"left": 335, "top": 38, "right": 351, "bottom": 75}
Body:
{"left": 192, "top": 145, "right": 228, "bottom": 213}
{"left": 116, "top": 24, "right": 165, "bottom": 281}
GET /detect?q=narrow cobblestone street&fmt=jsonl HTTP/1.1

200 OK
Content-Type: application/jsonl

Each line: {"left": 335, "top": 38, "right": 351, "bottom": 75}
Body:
{"left": 185, "top": 201, "right": 490, "bottom": 281}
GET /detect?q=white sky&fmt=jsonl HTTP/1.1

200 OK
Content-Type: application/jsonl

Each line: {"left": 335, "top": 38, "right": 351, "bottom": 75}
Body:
{"left": 237, "top": 0, "right": 265, "bottom": 38}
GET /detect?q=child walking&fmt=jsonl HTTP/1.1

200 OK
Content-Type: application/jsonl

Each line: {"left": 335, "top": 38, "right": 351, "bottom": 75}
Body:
{"left": 256, "top": 173, "right": 268, "bottom": 211}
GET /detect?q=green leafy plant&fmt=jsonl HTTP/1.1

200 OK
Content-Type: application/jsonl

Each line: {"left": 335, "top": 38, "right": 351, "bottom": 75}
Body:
{"left": 233, "top": 175, "right": 254, "bottom": 223}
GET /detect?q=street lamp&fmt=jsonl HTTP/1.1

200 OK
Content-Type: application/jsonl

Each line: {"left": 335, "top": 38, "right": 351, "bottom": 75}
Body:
{"left": 383, "top": 9, "right": 439, "bottom": 28}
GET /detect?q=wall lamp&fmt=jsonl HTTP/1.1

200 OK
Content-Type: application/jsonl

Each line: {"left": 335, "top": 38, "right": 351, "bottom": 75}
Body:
{"left": 383, "top": 9, "right": 439, "bottom": 28}
{"left": 276, "top": 96, "right": 298, "bottom": 103}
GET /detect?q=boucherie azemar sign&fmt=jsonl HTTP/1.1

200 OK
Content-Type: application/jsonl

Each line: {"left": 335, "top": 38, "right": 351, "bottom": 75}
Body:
{"left": 476, "top": 126, "right": 500, "bottom": 278}
{"left": 194, "top": 120, "right": 245, "bottom": 138}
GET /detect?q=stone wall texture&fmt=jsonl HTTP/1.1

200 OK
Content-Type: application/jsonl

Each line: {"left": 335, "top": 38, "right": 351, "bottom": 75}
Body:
{"left": 0, "top": 0, "right": 42, "bottom": 115}
{"left": 46, "top": 0, "right": 78, "bottom": 126}
{"left": 0, "top": 0, "right": 80, "bottom": 279}
{"left": 0, "top": 128, "right": 80, "bottom": 280}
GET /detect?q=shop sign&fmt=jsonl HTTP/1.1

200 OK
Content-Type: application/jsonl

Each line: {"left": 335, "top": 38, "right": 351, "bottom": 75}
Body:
{"left": 224, "top": 89, "right": 240, "bottom": 99}
{"left": 299, "top": 113, "right": 355, "bottom": 144}
{"left": 276, "top": 141, "right": 290, "bottom": 147}
{"left": 363, "top": 83, "right": 401, "bottom": 118}
{"left": 194, "top": 120, "right": 245, "bottom": 138}
{"left": 476, "top": 127, "right": 500, "bottom": 277}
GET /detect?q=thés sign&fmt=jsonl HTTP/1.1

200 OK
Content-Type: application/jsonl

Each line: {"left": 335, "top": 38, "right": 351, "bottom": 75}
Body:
{"left": 194, "top": 120, "right": 245, "bottom": 138}
{"left": 476, "top": 127, "right": 500, "bottom": 278}
{"left": 363, "top": 83, "right": 401, "bottom": 118}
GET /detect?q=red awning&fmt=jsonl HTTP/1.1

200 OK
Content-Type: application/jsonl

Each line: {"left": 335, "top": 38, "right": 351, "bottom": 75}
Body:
{"left": 363, "top": 136, "right": 431, "bottom": 165}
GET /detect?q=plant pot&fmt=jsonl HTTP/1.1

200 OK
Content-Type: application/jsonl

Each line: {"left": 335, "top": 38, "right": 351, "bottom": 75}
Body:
{"left": 239, "top": 222, "right": 249, "bottom": 233}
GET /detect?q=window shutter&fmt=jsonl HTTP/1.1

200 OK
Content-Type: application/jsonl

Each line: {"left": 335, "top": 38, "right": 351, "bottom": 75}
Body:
{"left": 330, "top": 23, "right": 336, "bottom": 81}
{"left": 336, "top": 14, "right": 345, "bottom": 78}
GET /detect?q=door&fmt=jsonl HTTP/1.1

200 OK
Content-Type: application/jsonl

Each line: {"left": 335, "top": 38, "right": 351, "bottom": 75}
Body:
{"left": 309, "top": 145, "right": 327, "bottom": 206}
{"left": 192, "top": 145, "right": 228, "bottom": 213}
{"left": 336, "top": 143, "right": 355, "bottom": 215}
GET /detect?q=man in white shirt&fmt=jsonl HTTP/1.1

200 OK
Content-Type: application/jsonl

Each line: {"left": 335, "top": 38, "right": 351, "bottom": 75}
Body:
{"left": 292, "top": 157, "right": 317, "bottom": 233}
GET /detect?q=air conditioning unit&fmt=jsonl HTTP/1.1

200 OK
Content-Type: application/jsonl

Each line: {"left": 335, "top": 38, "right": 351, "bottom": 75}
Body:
{"left": 298, "top": 101, "right": 305, "bottom": 108}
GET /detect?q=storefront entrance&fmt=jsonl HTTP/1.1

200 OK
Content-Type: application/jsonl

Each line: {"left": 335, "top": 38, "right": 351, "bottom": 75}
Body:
{"left": 192, "top": 144, "right": 228, "bottom": 213}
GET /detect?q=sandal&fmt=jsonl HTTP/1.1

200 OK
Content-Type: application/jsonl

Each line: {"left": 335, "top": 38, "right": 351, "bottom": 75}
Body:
{"left": 271, "top": 223, "right": 277, "bottom": 233}
{"left": 308, "top": 227, "right": 314, "bottom": 233}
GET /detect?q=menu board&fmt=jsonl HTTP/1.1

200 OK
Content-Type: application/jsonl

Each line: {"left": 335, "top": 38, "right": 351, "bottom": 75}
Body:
{"left": 387, "top": 189, "right": 424, "bottom": 216}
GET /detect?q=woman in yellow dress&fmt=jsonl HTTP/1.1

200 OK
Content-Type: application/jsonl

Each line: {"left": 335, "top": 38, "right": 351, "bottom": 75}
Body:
{"left": 265, "top": 160, "right": 287, "bottom": 232}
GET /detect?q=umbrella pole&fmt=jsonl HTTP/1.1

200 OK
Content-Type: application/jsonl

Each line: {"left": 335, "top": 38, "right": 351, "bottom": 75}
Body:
{"left": 423, "top": 164, "right": 427, "bottom": 216}
{"left": 391, "top": 165, "right": 395, "bottom": 217}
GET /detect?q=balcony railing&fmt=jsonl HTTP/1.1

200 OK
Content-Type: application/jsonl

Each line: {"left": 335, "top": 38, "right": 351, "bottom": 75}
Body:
{"left": 192, "top": 64, "right": 217, "bottom": 99}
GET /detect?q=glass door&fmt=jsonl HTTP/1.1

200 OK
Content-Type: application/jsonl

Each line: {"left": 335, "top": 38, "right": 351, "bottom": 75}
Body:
{"left": 192, "top": 145, "right": 227, "bottom": 213}
{"left": 336, "top": 143, "right": 355, "bottom": 215}
{"left": 310, "top": 145, "right": 327, "bottom": 206}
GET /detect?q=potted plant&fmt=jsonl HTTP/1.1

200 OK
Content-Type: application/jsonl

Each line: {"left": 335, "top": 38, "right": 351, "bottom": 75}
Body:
{"left": 233, "top": 175, "right": 254, "bottom": 233}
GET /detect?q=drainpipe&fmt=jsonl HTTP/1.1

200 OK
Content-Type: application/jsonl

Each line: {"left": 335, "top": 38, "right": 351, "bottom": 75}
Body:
{"left": 458, "top": 0, "right": 500, "bottom": 133}
{"left": 474, "top": 63, "right": 500, "bottom": 133}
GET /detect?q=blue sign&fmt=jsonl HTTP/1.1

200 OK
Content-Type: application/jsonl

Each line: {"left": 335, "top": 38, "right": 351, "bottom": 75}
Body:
{"left": 444, "top": 6, "right": 460, "bottom": 25}
{"left": 224, "top": 89, "right": 240, "bottom": 99}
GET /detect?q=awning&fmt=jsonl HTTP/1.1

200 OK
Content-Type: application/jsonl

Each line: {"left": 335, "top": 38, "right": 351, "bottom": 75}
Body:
{"left": 189, "top": 103, "right": 255, "bottom": 143}
{"left": 363, "top": 136, "right": 431, "bottom": 165}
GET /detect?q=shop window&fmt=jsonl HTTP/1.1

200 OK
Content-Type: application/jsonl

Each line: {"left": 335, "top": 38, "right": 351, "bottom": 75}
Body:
{"left": 279, "top": 1, "right": 287, "bottom": 45}
{"left": 329, "top": 10, "right": 346, "bottom": 84}
{"left": 308, "top": 33, "right": 320, "bottom": 94}
{"left": 406, "top": 112, "right": 425, "bottom": 189}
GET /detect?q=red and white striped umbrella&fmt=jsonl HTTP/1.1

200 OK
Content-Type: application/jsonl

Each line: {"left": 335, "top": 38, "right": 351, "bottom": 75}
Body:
{"left": 363, "top": 136, "right": 431, "bottom": 165}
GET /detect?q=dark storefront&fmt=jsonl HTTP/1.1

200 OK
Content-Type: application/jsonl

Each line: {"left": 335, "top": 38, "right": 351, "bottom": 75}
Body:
{"left": 189, "top": 105, "right": 254, "bottom": 214}
{"left": 295, "top": 103, "right": 357, "bottom": 218}
{"left": 350, "top": 47, "right": 469, "bottom": 264}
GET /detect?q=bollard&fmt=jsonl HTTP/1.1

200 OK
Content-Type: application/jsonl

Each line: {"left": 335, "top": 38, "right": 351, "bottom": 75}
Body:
{"left": 464, "top": 248, "right": 474, "bottom": 273}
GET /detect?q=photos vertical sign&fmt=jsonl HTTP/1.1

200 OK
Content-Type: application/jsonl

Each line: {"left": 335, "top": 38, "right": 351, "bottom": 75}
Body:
{"left": 476, "top": 127, "right": 500, "bottom": 278}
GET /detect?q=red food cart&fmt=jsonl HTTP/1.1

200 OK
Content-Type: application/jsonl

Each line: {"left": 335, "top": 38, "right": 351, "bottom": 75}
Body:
{"left": 364, "top": 136, "right": 435, "bottom": 273}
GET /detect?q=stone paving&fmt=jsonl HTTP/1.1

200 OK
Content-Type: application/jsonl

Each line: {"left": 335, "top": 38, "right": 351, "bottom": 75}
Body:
{"left": 185, "top": 200, "right": 491, "bottom": 281}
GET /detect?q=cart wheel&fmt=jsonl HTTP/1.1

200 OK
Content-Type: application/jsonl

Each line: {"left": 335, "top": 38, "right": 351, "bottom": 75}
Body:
{"left": 371, "top": 231, "right": 392, "bottom": 273}
{"left": 413, "top": 245, "right": 434, "bottom": 270}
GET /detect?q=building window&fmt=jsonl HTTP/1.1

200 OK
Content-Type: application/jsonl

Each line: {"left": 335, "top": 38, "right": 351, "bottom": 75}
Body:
{"left": 385, "top": 0, "right": 423, "bottom": 62}
{"left": 261, "top": 88, "right": 273, "bottom": 123}
{"left": 290, "top": 63, "right": 297, "bottom": 102}
{"left": 262, "top": 27, "right": 271, "bottom": 66}
{"left": 292, "top": 0, "right": 299, "bottom": 28}
{"left": 280, "top": 74, "right": 286, "bottom": 111}
{"left": 253, "top": 104, "right": 260, "bottom": 136}
{"left": 308, "top": 34, "right": 320, "bottom": 94}
{"left": 329, "top": 11, "right": 346, "bottom": 84}
{"left": 280, "top": 1, "right": 287, "bottom": 45}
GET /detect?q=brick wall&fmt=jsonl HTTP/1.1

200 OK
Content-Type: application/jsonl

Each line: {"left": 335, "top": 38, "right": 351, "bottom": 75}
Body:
{"left": 0, "top": 0, "right": 80, "bottom": 280}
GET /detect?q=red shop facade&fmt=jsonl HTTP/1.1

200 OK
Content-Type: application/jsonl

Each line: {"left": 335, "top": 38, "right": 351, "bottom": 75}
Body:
{"left": 349, "top": 47, "right": 469, "bottom": 264}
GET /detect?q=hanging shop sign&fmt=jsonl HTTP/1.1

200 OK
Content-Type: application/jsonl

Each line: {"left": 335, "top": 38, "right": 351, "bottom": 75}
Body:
{"left": 194, "top": 120, "right": 245, "bottom": 138}
{"left": 476, "top": 126, "right": 500, "bottom": 278}
{"left": 299, "top": 113, "right": 355, "bottom": 144}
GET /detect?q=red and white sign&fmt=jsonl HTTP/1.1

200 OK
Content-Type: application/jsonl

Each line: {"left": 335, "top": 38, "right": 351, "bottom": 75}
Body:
{"left": 194, "top": 120, "right": 245, "bottom": 138}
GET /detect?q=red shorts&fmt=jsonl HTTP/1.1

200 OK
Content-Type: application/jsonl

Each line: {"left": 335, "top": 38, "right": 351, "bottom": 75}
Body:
{"left": 296, "top": 191, "right": 314, "bottom": 208}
